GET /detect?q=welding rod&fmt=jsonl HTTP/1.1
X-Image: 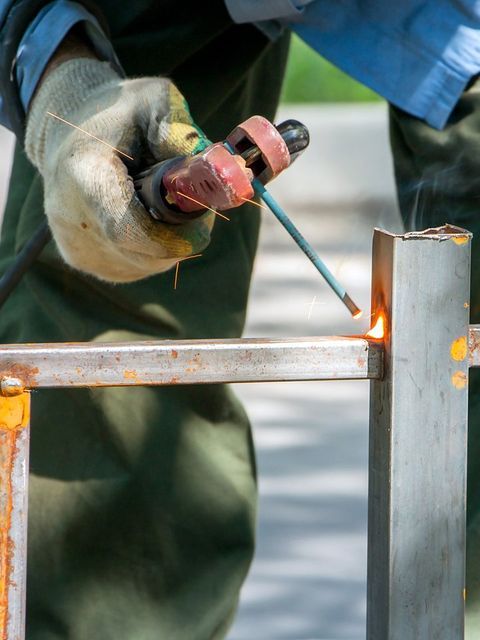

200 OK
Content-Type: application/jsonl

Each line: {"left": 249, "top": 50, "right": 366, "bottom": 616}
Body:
{"left": 252, "top": 178, "right": 362, "bottom": 318}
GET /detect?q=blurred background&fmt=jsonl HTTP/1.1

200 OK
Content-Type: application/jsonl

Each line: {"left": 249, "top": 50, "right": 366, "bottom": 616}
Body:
{"left": 228, "top": 37, "right": 403, "bottom": 640}
{"left": 0, "top": 35, "right": 403, "bottom": 640}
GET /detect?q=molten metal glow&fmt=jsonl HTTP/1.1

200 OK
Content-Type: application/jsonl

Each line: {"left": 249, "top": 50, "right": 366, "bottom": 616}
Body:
{"left": 353, "top": 309, "right": 363, "bottom": 320}
{"left": 366, "top": 314, "right": 385, "bottom": 339}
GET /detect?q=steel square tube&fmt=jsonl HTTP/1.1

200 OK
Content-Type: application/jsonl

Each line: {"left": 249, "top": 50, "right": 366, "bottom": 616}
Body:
{"left": 0, "top": 392, "right": 30, "bottom": 640}
{"left": 0, "top": 223, "right": 474, "bottom": 639}
{"left": 0, "top": 336, "right": 383, "bottom": 389}
{"left": 367, "top": 226, "right": 471, "bottom": 639}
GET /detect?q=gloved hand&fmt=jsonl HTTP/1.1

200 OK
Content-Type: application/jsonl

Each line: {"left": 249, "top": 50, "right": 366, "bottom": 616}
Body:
{"left": 25, "top": 58, "right": 215, "bottom": 282}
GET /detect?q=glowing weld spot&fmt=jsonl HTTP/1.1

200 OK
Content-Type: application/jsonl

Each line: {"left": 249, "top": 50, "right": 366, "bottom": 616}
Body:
{"left": 451, "top": 371, "right": 467, "bottom": 390}
{"left": 452, "top": 236, "right": 469, "bottom": 246}
{"left": 366, "top": 315, "right": 385, "bottom": 339}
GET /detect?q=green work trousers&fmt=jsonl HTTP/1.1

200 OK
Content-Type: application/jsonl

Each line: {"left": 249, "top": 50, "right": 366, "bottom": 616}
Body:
{"left": 0, "top": 3, "right": 290, "bottom": 638}
{"left": 390, "top": 78, "right": 480, "bottom": 637}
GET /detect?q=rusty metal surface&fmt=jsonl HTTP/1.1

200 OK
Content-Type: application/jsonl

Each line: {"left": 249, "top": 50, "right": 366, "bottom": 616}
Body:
{"left": 0, "top": 392, "right": 30, "bottom": 640}
{"left": 0, "top": 337, "right": 383, "bottom": 389}
{"left": 468, "top": 325, "right": 480, "bottom": 367}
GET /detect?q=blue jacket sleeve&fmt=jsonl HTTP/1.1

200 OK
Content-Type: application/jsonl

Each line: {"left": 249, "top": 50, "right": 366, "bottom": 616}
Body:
{"left": 225, "top": 0, "right": 480, "bottom": 130}
{"left": 223, "top": 0, "right": 312, "bottom": 22}
{"left": 288, "top": 1, "right": 480, "bottom": 130}
{"left": 0, "top": 0, "right": 122, "bottom": 138}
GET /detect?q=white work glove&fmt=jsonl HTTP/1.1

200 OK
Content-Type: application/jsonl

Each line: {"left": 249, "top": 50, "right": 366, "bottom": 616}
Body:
{"left": 25, "top": 58, "right": 215, "bottom": 282}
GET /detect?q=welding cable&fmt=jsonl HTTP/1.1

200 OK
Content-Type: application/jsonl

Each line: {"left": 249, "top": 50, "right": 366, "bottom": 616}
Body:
{"left": 0, "top": 220, "right": 51, "bottom": 309}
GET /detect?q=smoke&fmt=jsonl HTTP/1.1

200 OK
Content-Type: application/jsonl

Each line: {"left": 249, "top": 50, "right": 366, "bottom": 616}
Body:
{"left": 402, "top": 159, "right": 469, "bottom": 232}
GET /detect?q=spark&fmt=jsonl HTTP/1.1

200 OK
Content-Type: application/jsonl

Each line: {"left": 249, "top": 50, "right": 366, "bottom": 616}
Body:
{"left": 176, "top": 191, "right": 230, "bottom": 221}
{"left": 174, "top": 261, "right": 180, "bottom": 290}
{"left": 366, "top": 314, "right": 385, "bottom": 339}
{"left": 47, "top": 111, "right": 134, "bottom": 160}
{"left": 307, "top": 295, "right": 317, "bottom": 320}
{"left": 179, "top": 253, "right": 203, "bottom": 262}
{"left": 303, "top": 296, "right": 326, "bottom": 319}
{"left": 240, "top": 196, "right": 267, "bottom": 210}
{"left": 173, "top": 253, "right": 202, "bottom": 290}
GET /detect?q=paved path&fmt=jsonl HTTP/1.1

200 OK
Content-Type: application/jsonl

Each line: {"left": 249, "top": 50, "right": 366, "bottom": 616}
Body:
{"left": 229, "top": 105, "right": 402, "bottom": 639}
{"left": 1, "top": 104, "right": 402, "bottom": 640}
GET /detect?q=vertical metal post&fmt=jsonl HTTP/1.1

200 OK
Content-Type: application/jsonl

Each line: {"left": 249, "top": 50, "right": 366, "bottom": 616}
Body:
{"left": 0, "top": 386, "right": 30, "bottom": 640}
{"left": 367, "top": 226, "right": 471, "bottom": 639}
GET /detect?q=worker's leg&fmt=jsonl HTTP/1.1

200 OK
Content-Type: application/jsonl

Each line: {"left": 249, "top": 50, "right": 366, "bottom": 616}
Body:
{"left": 0, "top": 9, "right": 291, "bottom": 640}
{"left": 390, "top": 87, "right": 480, "bottom": 636}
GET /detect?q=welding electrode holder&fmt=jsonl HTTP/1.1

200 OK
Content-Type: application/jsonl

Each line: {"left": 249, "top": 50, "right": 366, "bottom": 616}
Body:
{"left": 134, "top": 119, "right": 310, "bottom": 224}
{"left": 134, "top": 158, "right": 207, "bottom": 225}
{"left": 0, "top": 116, "right": 362, "bottom": 318}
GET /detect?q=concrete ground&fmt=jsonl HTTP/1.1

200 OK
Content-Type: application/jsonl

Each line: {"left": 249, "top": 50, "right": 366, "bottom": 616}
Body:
{"left": 0, "top": 104, "right": 403, "bottom": 639}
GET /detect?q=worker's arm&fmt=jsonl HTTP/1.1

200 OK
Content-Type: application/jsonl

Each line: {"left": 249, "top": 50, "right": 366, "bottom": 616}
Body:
{"left": 0, "top": 2, "right": 214, "bottom": 282}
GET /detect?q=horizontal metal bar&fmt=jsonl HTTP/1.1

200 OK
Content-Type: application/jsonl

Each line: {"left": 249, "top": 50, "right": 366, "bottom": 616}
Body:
{"left": 469, "top": 325, "right": 480, "bottom": 367}
{"left": 0, "top": 337, "right": 383, "bottom": 389}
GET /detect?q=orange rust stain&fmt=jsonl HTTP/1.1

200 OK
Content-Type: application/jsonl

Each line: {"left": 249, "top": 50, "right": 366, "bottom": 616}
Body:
{"left": 185, "top": 354, "right": 201, "bottom": 374}
{"left": 171, "top": 350, "right": 178, "bottom": 359}
{"left": 452, "top": 236, "right": 469, "bottom": 246}
{"left": 451, "top": 336, "right": 468, "bottom": 362}
{"left": 0, "top": 364, "right": 38, "bottom": 388}
{"left": 0, "top": 431, "right": 15, "bottom": 640}
{"left": 0, "top": 393, "right": 30, "bottom": 431}
{"left": 451, "top": 370, "right": 467, "bottom": 390}
{"left": 122, "top": 370, "right": 146, "bottom": 384}
{"left": 0, "top": 393, "right": 30, "bottom": 638}
{"left": 357, "top": 356, "right": 366, "bottom": 368}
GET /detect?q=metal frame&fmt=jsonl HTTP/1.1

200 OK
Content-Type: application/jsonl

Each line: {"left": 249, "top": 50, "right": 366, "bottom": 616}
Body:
{"left": 0, "top": 392, "right": 29, "bottom": 640}
{"left": 0, "top": 225, "right": 479, "bottom": 639}
{"left": 368, "top": 227, "right": 471, "bottom": 639}
{"left": 0, "top": 336, "right": 383, "bottom": 388}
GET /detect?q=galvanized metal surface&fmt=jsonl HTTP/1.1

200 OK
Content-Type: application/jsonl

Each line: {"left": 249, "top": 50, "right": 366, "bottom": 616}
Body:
{"left": 0, "top": 392, "right": 30, "bottom": 640}
{"left": 367, "top": 226, "right": 471, "bottom": 640}
{"left": 0, "top": 337, "right": 383, "bottom": 389}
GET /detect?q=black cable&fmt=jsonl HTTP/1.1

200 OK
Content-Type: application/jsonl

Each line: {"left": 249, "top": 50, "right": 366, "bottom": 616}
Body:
{"left": 0, "top": 220, "right": 51, "bottom": 309}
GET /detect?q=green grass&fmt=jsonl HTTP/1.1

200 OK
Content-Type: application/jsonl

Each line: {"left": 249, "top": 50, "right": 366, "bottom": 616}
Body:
{"left": 281, "top": 35, "right": 381, "bottom": 103}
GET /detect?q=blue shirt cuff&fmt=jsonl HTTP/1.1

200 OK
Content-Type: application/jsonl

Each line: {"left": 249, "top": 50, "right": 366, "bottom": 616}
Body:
{"left": 224, "top": 0, "right": 310, "bottom": 23}
{"left": 290, "top": 1, "right": 480, "bottom": 130}
{"left": 15, "top": 0, "right": 123, "bottom": 113}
